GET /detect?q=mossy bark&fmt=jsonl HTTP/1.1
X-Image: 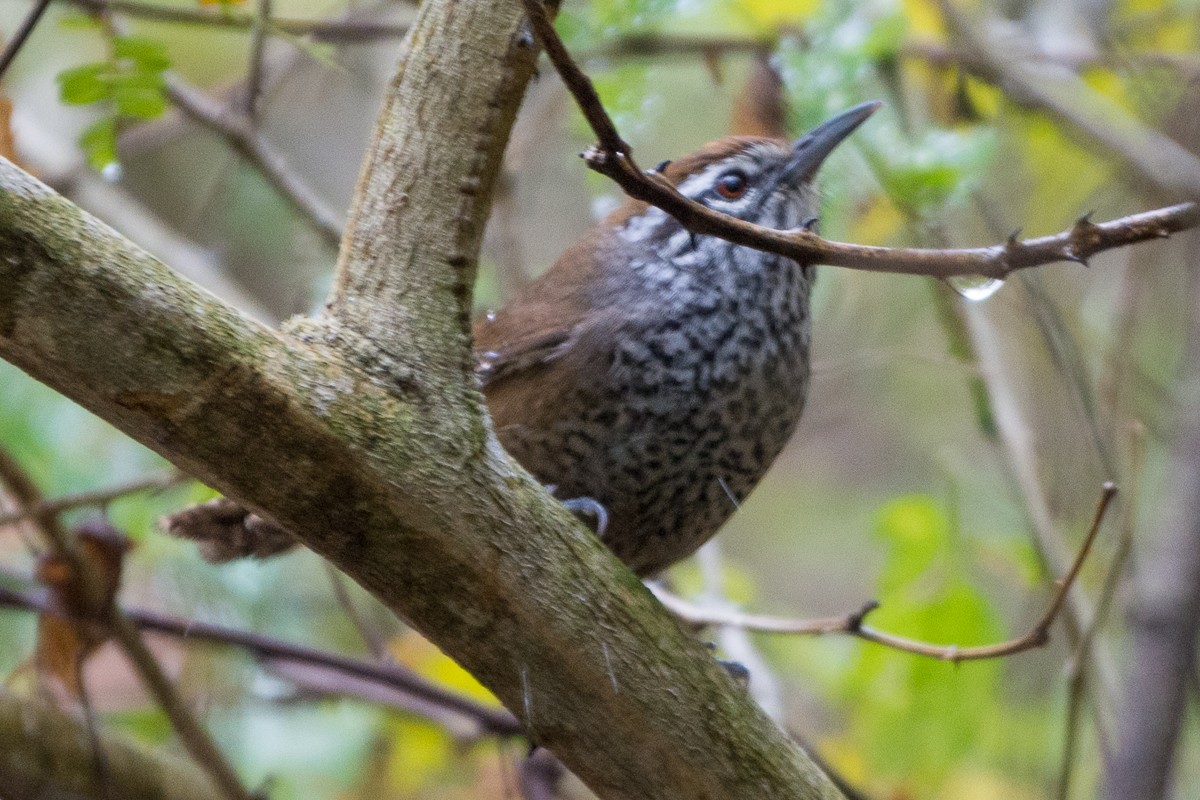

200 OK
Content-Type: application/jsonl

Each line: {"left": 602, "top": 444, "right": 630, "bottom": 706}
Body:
{"left": 0, "top": 687, "right": 221, "bottom": 800}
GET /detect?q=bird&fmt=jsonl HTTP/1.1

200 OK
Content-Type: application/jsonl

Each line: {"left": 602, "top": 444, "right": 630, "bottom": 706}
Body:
{"left": 474, "top": 101, "right": 879, "bottom": 576}
{"left": 167, "top": 101, "right": 880, "bottom": 577}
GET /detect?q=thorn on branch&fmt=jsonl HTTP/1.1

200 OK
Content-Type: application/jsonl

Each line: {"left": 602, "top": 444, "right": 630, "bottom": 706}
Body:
{"left": 846, "top": 600, "right": 879, "bottom": 632}
{"left": 1063, "top": 249, "right": 1090, "bottom": 268}
{"left": 581, "top": 146, "right": 607, "bottom": 167}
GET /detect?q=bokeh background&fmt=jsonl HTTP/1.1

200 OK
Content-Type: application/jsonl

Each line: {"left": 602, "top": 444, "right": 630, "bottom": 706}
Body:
{"left": 1, "top": 0, "right": 1198, "bottom": 797}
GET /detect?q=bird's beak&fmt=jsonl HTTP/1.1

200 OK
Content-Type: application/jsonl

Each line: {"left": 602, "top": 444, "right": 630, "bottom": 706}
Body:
{"left": 782, "top": 100, "right": 882, "bottom": 185}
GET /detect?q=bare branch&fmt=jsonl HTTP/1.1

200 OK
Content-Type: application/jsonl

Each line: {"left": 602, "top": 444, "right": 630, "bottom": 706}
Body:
{"left": 656, "top": 483, "right": 1117, "bottom": 663}
{"left": 1103, "top": 282, "right": 1200, "bottom": 800}
{"left": 164, "top": 77, "right": 342, "bottom": 246}
{"left": 0, "top": 582, "right": 523, "bottom": 737}
{"left": 106, "top": 611, "right": 254, "bottom": 800}
{"left": 0, "top": 685, "right": 223, "bottom": 800}
{"left": 68, "top": 0, "right": 411, "bottom": 42}
{"left": 243, "top": 0, "right": 272, "bottom": 120}
{"left": 0, "top": 473, "right": 185, "bottom": 529}
{"left": 904, "top": 39, "right": 1200, "bottom": 82}
{"left": 0, "top": 0, "right": 54, "bottom": 79}
{"left": 520, "top": 0, "right": 1200, "bottom": 279}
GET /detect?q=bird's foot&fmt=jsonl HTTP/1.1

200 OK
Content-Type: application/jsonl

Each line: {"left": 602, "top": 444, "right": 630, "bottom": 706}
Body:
{"left": 717, "top": 658, "right": 751, "bottom": 688}
{"left": 560, "top": 496, "right": 609, "bottom": 535}
{"left": 544, "top": 485, "right": 609, "bottom": 534}
{"left": 701, "top": 642, "right": 750, "bottom": 687}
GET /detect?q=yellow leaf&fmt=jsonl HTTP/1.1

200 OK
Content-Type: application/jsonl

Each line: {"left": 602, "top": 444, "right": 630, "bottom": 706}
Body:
{"left": 850, "top": 197, "right": 905, "bottom": 245}
{"left": 389, "top": 633, "right": 501, "bottom": 706}
{"left": 938, "top": 769, "right": 1040, "bottom": 800}
{"left": 739, "top": 0, "right": 821, "bottom": 29}
{"left": 903, "top": 0, "right": 945, "bottom": 38}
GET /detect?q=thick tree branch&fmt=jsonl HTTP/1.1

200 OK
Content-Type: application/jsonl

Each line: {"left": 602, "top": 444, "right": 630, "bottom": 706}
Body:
{"left": 0, "top": 686, "right": 221, "bottom": 800}
{"left": 0, "top": 0, "right": 846, "bottom": 795}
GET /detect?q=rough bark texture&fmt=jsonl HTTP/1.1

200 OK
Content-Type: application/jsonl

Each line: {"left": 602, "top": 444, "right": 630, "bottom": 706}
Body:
{"left": 0, "top": 687, "right": 219, "bottom": 800}
{"left": 0, "top": 0, "right": 846, "bottom": 797}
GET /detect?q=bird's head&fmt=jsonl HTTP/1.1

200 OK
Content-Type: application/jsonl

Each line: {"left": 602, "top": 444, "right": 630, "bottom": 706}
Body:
{"left": 613, "top": 100, "right": 881, "bottom": 244}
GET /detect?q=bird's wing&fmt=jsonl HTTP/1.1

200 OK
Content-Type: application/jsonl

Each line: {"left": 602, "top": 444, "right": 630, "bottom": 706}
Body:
{"left": 475, "top": 327, "right": 572, "bottom": 388}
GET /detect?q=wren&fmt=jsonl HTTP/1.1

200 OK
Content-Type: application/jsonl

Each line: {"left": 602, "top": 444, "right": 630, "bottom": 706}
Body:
{"left": 476, "top": 101, "right": 879, "bottom": 576}
{"left": 167, "top": 102, "right": 879, "bottom": 577}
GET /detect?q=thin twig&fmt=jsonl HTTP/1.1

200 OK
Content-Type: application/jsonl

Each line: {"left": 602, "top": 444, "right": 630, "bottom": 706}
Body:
{"left": 0, "top": 447, "right": 73, "bottom": 550}
{"left": 655, "top": 483, "right": 1117, "bottom": 663}
{"left": 243, "top": 0, "right": 272, "bottom": 121}
{"left": 68, "top": 0, "right": 411, "bottom": 42}
{"left": 324, "top": 561, "right": 390, "bottom": 661}
{"left": 0, "top": 472, "right": 186, "bottom": 529}
{"left": 0, "top": 0, "right": 54, "bottom": 80}
{"left": 105, "top": 611, "right": 254, "bottom": 800}
{"left": 164, "top": 77, "right": 342, "bottom": 246}
{"left": 519, "top": 0, "right": 1200, "bottom": 278}
{"left": 75, "top": 648, "right": 116, "bottom": 799}
{"left": 0, "top": 582, "right": 522, "bottom": 736}
{"left": 579, "top": 34, "right": 772, "bottom": 63}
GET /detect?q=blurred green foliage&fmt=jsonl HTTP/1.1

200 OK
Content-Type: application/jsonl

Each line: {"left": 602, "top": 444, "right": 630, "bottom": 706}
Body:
{"left": 57, "top": 22, "right": 171, "bottom": 171}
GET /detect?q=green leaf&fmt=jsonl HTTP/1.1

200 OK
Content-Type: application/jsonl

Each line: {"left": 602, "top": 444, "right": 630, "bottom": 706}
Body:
{"left": 860, "top": 11, "right": 908, "bottom": 59}
{"left": 58, "top": 11, "right": 103, "bottom": 30}
{"left": 873, "top": 494, "right": 948, "bottom": 592}
{"left": 112, "top": 73, "right": 167, "bottom": 119}
{"left": 834, "top": 494, "right": 1010, "bottom": 788}
{"left": 79, "top": 116, "right": 119, "bottom": 173}
{"left": 57, "top": 63, "right": 111, "bottom": 106}
{"left": 113, "top": 35, "right": 171, "bottom": 72}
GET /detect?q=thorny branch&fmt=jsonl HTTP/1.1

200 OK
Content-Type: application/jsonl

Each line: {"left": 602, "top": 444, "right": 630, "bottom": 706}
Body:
{"left": 519, "top": 0, "right": 1200, "bottom": 279}
{"left": 657, "top": 483, "right": 1117, "bottom": 663}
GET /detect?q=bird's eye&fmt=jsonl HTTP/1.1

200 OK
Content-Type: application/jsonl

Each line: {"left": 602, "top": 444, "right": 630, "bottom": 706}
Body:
{"left": 715, "top": 170, "right": 748, "bottom": 200}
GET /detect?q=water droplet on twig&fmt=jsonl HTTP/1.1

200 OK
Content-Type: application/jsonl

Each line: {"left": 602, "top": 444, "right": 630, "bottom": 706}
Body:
{"left": 948, "top": 275, "right": 1005, "bottom": 302}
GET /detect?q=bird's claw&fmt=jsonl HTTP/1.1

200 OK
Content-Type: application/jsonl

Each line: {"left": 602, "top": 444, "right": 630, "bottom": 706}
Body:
{"left": 559, "top": 496, "right": 610, "bottom": 535}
